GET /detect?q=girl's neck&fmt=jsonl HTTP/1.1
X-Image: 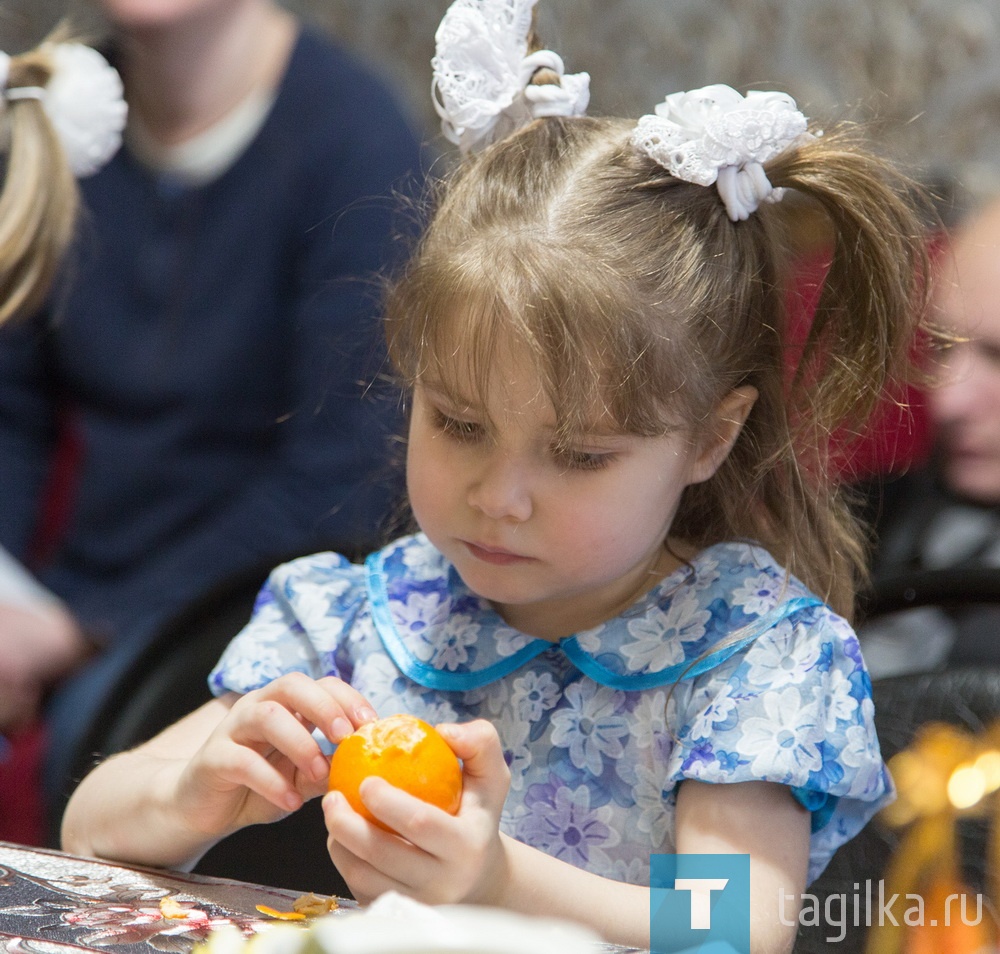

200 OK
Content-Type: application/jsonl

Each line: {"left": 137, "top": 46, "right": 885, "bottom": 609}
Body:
{"left": 495, "top": 541, "right": 690, "bottom": 642}
{"left": 117, "top": 0, "right": 296, "bottom": 147}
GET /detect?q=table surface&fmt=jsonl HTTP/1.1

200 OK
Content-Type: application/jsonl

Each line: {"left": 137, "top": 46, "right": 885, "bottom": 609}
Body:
{"left": 0, "top": 842, "right": 644, "bottom": 954}
{"left": 0, "top": 841, "right": 358, "bottom": 954}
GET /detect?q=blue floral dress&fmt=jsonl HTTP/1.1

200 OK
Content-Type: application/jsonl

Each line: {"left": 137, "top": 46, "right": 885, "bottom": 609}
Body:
{"left": 209, "top": 533, "right": 893, "bottom": 886}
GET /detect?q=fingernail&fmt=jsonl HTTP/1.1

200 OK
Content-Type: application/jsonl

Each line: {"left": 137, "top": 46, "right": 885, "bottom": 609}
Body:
{"left": 325, "top": 791, "right": 344, "bottom": 811}
{"left": 436, "top": 724, "right": 461, "bottom": 744}
{"left": 330, "top": 717, "right": 352, "bottom": 742}
{"left": 312, "top": 755, "right": 329, "bottom": 780}
{"left": 355, "top": 706, "right": 377, "bottom": 725}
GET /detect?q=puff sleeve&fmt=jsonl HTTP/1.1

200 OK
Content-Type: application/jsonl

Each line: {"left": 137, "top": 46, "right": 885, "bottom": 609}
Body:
{"left": 664, "top": 603, "right": 894, "bottom": 884}
{"left": 208, "top": 552, "right": 367, "bottom": 696}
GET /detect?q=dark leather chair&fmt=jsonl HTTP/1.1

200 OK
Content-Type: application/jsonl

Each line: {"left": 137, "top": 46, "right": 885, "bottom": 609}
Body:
{"left": 859, "top": 564, "right": 1000, "bottom": 668}
{"left": 59, "top": 550, "right": 362, "bottom": 897}
{"left": 860, "top": 565, "right": 1000, "bottom": 618}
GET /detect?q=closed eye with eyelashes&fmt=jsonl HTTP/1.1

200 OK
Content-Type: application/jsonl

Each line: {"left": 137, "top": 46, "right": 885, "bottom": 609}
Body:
{"left": 426, "top": 405, "right": 621, "bottom": 472}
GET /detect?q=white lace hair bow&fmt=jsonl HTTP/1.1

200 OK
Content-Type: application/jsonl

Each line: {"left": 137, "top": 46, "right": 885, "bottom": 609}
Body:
{"left": 432, "top": 0, "right": 590, "bottom": 154}
{"left": 631, "top": 84, "right": 811, "bottom": 221}
{"left": 0, "top": 43, "right": 127, "bottom": 178}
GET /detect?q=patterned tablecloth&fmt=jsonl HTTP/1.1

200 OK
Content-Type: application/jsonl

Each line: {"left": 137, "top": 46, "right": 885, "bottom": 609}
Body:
{"left": 0, "top": 841, "right": 358, "bottom": 954}
{"left": 0, "top": 842, "right": 647, "bottom": 954}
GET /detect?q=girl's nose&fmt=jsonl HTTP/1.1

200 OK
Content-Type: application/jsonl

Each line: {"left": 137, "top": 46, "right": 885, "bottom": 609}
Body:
{"left": 467, "top": 455, "right": 533, "bottom": 522}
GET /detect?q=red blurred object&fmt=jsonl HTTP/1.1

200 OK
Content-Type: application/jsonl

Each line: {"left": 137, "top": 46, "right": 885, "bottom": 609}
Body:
{"left": 0, "top": 721, "right": 47, "bottom": 846}
{"left": 788, "top": 251, "right": 934, "bottom": 482}
{"left": 27, "top": 412, "right": 82, "bottom": 570}
{"left": 0, "top": 418, "right": 81, "bottom": 850}
{"left": 834, "top": 382, "right": 933, "bottom": 480}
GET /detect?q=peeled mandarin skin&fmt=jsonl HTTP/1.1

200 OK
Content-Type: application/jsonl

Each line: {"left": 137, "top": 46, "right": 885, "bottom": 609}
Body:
{"left": 328, "top": 713, "right": 463, "bottom": 832}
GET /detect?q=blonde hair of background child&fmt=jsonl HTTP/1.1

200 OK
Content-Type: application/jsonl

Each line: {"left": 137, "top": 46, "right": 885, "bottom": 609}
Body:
{"left": 0, "top": 29, "right": 78, "bottom": 325}
{"left": 387, "top": 16, "right": 942, "bottom": 621}
{"left": 0, "top": 26, "right": 125, "bottom": 325}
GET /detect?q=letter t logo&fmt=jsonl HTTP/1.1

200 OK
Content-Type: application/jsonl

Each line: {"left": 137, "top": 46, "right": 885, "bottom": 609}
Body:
{"left": 651, "top": 854, "right": 749, "bottom": 953}
{"left": 673, "top": 878, "right": 729, "bottom": 929}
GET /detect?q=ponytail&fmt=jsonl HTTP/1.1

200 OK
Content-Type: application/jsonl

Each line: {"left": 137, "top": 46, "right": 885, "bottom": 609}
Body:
{"left": 0, "top": 44, "right": 77, "bottom": 324}
{"left": 736, "top": 127, "right": 946, "bottom": 616}
{"left": 771, "top": 128, "right": 939, "bottom": 445}
{"left": 0, "top": 29, "right": 125, "bottom": 324}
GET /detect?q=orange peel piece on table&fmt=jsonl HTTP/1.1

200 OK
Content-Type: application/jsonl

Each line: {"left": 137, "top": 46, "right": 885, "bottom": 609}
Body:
{"left": 160, "top": 896, "right": 194, "bottom": 919}
{"left": 254, "top": 904, "right": 306, "bottom": 921}
{"left": 255, "top": 893, "right": 339, "bottom": 920}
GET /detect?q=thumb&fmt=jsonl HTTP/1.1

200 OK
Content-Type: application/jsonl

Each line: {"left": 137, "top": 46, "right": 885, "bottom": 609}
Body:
{"left": 436, "top": 720, "right": 510, "bottom": 804}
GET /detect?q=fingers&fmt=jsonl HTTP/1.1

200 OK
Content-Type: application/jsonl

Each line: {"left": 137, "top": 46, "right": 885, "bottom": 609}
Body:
{"left": 207, "top": 734, "right": 309, "bottom": 815}
{"left": 324, "top": 788, "right": 438, "bottom": 901}
{"left": 250, "top": 671, "right": 377, "bottom": 744}
{"left": 325, "top": 718, "right": 509, "bottom": 841}
{"left": 315, "top": 674, "right": 379, "bottom": 739}
{"left": 224, "top": 696, "right": 329, "bottom": 792}
{"left": 323, "top": 765, "right": 505, "bottom": 906}
{"left": 197, "top": 673, "right": 379, "bottom": 815}
{"left": 436, "top": 720, "right": 510, "bottom": 813}
{"left": 361, "top": 776, "right": 467, "bottom": 845}
{"left": 324, "top": 801, "right": 406, "bottom": 904}
{"left": 434, "top": 718, "right": 502, "bottom": 764}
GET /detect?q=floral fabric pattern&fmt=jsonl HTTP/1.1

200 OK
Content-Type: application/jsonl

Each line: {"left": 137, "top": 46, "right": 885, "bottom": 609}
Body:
{"left": 209, "top": 533, "right": 893, "bottom": 886}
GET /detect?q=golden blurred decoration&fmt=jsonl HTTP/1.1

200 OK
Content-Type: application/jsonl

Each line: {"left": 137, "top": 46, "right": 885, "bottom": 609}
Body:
{"left": 868, "top": 721, "right": 1000, "bottom": 954}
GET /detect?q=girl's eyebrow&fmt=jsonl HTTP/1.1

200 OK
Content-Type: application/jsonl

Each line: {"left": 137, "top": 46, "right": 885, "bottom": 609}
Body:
{"left": 419, "top": 380, "right": 637, "bottom": 440}
{"left": 419, "top": 381, "right": 482, "bottom": 412}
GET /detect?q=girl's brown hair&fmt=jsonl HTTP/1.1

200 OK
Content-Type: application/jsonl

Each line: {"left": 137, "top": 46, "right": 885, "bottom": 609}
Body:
{"left": 0, "top": 30, "right": 80, "bottom": 324}
{"left": 386, "top": 108, "right": 937, "bottom": 620}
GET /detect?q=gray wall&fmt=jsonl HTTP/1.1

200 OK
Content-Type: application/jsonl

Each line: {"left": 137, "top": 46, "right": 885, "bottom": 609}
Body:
{"left": 4, "top": 1, "right": 1000, "bottom": 206}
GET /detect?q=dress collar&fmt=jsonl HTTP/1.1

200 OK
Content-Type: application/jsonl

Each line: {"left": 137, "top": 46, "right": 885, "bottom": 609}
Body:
{"left": 366, "top": 534, "right": 822, "bottom": 692}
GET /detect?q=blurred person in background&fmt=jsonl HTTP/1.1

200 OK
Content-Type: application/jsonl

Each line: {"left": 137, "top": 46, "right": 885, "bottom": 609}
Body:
{"left": 0, "top": 29, "right": 127, "bottom": 842}
{"left": 862, "top": 193, "right": 1000, "bottom": 676}
{"left": 0, "top": 0, "right": 422, "bottom": 828}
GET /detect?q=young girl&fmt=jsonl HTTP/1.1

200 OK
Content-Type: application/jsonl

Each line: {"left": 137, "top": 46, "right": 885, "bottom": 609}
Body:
{"left": 62, "top": 1, "right": 934, "bottom": 949}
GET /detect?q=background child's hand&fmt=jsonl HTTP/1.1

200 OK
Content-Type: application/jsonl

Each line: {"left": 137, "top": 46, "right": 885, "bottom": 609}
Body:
{"left": 322, "top": 718, "right": 511, "bottom": 906}
{"left": 172, "top": 672, "right": 377, "bottom": 839}
{"left": 0, "top": 601, "right": 88, "bottom": 731}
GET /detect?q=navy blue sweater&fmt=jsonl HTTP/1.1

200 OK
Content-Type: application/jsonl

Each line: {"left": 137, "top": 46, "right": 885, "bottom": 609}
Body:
{"left": 0, "top": 27, "right": 422, "bottom": 643}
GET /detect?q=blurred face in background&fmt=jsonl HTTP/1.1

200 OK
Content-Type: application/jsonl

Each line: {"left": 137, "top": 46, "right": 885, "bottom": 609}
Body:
{"left": 930, "top": 200, "right": 1000, "bottom": 505}
{"left": 96, "top": 0, "right": 249, "bottom": 32}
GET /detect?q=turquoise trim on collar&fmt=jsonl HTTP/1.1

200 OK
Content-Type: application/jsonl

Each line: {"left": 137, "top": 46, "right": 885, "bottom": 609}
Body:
{"left": 366, "top": 550, "right": 553, "bottom": 691}
{"left": 560, "top": 596, "right": 822, "bottom": 690}
{"left": 367, "top": 543, "right": 824, "bottom": 692}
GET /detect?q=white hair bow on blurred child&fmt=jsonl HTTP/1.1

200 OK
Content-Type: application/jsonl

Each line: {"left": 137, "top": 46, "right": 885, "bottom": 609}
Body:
{"left": 1, "top": 41, "right": 127, "bottom": 177}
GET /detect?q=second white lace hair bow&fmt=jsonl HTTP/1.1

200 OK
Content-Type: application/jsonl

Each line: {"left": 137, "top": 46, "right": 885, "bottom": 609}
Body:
{"left": 631, "top": 84, "right": 811, "bottom": 221}
{"left": 432, "top": 0, "right": 590, "bottom": 154}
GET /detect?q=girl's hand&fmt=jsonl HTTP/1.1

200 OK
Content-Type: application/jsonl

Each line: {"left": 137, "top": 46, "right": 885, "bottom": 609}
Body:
{"left": 170, "top": 672, "right": 377, "bottom": 840}
{"left": 322, "top": 718, "right": 511, "bottom": 906}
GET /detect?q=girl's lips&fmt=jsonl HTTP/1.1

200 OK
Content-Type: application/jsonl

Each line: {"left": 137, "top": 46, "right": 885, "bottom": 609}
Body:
{"left": 463, "top": 541, "right": 534, "bottom": 565}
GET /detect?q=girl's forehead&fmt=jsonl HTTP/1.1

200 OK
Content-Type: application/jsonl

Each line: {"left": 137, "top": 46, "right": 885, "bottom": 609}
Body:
{"left": 423, "top": 309, "right": 539, "bottom": 381}
{"left": 419, "top": 344, "right": 552, "bottom": 414}
{"left": 418, "top": 365, "right": 636, "bottom": 440}
{"left": 411, "top": 297, "right": 685, "bottom": 438}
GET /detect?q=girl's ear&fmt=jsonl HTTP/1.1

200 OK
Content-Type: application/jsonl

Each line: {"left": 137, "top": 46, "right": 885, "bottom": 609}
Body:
{"left": 691, "top": 385, "right": 758, "bottom": 483}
